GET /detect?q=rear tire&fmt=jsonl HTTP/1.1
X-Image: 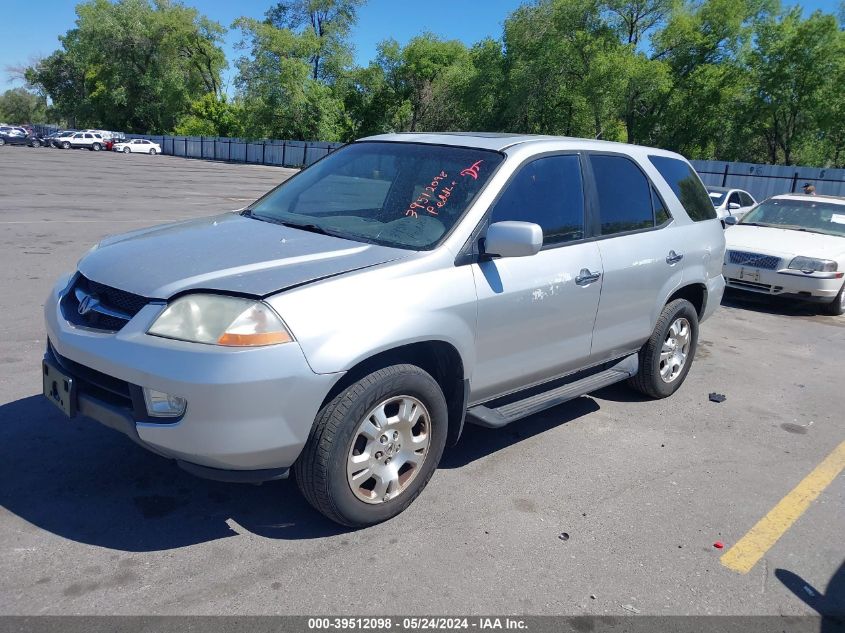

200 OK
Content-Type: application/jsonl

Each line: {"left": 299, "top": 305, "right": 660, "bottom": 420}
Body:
{"left": 295, "top": 364, "right": 448, "bottom": 527}
{"left": 628, "top": 299, "right": 699, "bottom": 399}
{"left": 821, "top": 284, "right": 845, "bottom": 316}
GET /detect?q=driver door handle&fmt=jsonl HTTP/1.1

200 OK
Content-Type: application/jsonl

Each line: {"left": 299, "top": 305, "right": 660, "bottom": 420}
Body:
{"left": 575, "top": 268, "right": 602, "bottom": 286}
{"left": 666, "top": 250, "right": 684, "bottom": 264}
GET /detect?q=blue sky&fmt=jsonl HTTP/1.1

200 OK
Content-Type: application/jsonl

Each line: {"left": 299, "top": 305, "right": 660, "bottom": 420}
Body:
{"left": 1, "top": 0, "right": 840, "bottom": 91}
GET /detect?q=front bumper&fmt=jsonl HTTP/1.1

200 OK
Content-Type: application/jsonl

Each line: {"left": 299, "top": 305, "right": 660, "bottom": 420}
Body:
{"left": 44, "top": 276, "right": 340, "bottom": 477}
{"left": 723, "top": 263, "right": 844, "bottom": 301}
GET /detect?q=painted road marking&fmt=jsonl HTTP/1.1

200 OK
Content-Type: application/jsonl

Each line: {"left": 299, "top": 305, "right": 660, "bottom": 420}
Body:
{"left": 721, "top": 440, "right": 845, "bottom": 574}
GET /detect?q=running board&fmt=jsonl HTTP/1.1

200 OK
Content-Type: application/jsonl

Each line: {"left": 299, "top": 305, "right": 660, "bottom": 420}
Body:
{"left": 467, "top": 354, "right": 638, "bottom": 428}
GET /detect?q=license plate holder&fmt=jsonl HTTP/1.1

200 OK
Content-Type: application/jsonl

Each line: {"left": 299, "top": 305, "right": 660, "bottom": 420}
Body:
{"left": 739, "top": 267, "right": 760, "bottom": 282}
{"left": 42, "top": 359, "right": 76, "bottom": 418}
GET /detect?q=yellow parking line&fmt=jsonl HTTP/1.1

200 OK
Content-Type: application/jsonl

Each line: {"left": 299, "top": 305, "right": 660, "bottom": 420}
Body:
{"left": 721, "top": 440, "right": 845, "bottom": 574}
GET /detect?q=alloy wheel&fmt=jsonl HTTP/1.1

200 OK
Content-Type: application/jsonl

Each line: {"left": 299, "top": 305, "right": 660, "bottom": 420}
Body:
{"left": 347, "top": 395, "right": 431, "bottom": 504}
{"left": 659, "top": 317, "right": 691, "bottom": 383}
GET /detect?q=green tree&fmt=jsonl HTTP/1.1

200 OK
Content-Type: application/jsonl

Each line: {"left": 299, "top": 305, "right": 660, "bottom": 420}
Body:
{"left": 233, "top": 15, "right": 346, "bottom": 140}
{"left": 0, "top": 88, "right": 49, "bottom": 124}
{"left": 26, "top": 0, "right": 227, "bottom": 133}
{"left": 174, "top": 94, "right": 247, "bottom": 137}
{"left": 745, "top": 9, "right": 843, "bottom": 165}
{"left": 264, "top": 0, "right": 364, "bottom": 81}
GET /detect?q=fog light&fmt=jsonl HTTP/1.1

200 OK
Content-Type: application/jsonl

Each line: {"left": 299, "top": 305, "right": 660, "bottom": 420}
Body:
{"left": 143, "top": 388, "right": 187, "bottom": 418}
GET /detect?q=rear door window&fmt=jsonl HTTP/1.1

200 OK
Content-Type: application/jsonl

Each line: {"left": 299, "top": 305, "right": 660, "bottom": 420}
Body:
{"left": 588, "top": 155, "right": 654, "bottom": 235}
{"left": 740, "top": 192, "right": 755, "bottom": 206}
{"left": 490, "top": 154, "right": 585, "bottom": 245}
{"left": 648, "top": 155, "right": 716, "bottom": 221}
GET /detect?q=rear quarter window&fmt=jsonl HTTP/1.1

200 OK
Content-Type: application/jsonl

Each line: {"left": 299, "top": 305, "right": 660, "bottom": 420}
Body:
{"left": 648, "top": 155, "right": 716, "bottom": 222}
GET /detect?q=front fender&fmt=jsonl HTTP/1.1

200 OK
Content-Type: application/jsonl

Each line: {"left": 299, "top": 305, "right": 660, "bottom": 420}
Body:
{"left": 266, "top": 259, "right": 477, "bottom": 377}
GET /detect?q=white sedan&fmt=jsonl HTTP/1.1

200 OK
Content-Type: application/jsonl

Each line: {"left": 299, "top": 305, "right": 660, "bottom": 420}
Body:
{"left": 723, "top": 194, "right": 845, "bottom": 315}
{"left": 707, "top": 186, "right": 757, "bottom": 221}
{"left": 114, "top": 139, "right": 161, "bottom": 154}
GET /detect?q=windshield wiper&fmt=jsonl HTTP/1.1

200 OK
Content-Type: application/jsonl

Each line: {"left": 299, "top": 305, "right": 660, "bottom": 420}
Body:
{"left": 277, "top": 221, "right": 341, "bottom": 237}
{"left": 246, "top": 212, "right": 346, "bottom": 238}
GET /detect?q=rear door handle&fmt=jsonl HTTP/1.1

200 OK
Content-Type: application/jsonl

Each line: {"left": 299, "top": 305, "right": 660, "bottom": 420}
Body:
{"left": 666, "top": 250, "right": 684, "bottom": 264}
{"left": 575, "top": 268, "right": 602, "bottom": 286}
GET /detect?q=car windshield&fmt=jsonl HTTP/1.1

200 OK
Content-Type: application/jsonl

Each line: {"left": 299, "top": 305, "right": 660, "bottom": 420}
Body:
{"left": 247, "top": 141, "right": 504, "bottom": 250}
{"left": 708, "top": 190, "right": 726, "bottom": 206}
{"left": 740, "top": 198, "right": 845, "bottom": 237}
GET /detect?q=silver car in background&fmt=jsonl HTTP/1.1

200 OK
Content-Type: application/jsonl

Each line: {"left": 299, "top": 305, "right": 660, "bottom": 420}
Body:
{"left": 43, "top": 133, "right": 726, "bottom": 526}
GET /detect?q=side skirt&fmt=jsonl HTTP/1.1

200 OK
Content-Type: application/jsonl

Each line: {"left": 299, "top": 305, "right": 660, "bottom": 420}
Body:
{"left": 466, "top": 354, "right": 638, "bottom": 429}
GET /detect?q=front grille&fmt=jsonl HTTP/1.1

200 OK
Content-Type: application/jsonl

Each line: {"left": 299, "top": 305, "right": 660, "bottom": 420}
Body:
{"left": 728, "top": 250, "right": 781, "bottom": 270}
{"left": 61, "top": 274, "right": 149, "bottom": 332}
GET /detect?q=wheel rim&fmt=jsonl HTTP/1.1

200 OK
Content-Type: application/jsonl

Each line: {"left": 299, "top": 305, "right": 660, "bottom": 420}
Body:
{"left": 346, "top": 395, "right": 431, "bottom": 505}
{"left": 659, "top": 317, "right": 691, "bottom": 383}
{"left": 124, "top": 147, "right": 129, "bottom": 153}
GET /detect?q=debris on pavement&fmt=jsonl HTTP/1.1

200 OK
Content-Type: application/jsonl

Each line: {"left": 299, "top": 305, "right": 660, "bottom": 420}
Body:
{"left": 709, "top": 393, "right": 727, "bottom": 403}
{"left": 558, "top": 532, "right": 570, "bottom": 541}
{"left": 620, "top": 604, "right": 641, "bottom": 614}
{"left": 714, "top": 541, "right": 725, "bottom": 549}
{"left": 590, "top": 594, "right": 596, "bottom": 600}
{"left": 803, "top": 586, "right": 816, "bottom": 597}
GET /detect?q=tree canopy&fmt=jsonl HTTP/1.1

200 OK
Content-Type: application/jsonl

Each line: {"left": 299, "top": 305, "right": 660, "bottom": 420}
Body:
{"left": 19, "top": 0, "right": 845, "bottom": 167}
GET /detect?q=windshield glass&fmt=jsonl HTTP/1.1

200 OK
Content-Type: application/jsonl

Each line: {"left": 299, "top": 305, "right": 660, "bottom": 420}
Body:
{"left": 740, "top": 198, "right": 845, "bottom": 237}
{"left": 248, "top": 141, "right": 504, "bottom": 250}
{"left": 708, "top": 190, "right": 726, "bottom": 206}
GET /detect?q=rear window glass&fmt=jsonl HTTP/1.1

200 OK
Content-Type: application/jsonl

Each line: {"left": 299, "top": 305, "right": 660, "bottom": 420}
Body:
{"left": 589, "top": 155, "right": 654, "bottom": 235}
{"left": 649, "top": 156, "right": 716, "bottom": 221}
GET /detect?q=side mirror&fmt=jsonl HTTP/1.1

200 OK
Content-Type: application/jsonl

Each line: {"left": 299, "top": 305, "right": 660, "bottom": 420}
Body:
{"left": 483, "top": 221, "right": 543, "bottom": 258}
{"left": 728, "top": 202, "right": 741, "bottom": 210}
{"left": 724, "top": 215, "right": 738, "bottom": 226}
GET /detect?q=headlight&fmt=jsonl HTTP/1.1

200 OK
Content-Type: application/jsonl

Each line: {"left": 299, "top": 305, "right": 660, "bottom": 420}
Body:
{"left": 148, "top": 294, "right": 293, "bottom": 347}
{"left": 788, "top": 256, "right": 838, "bottom": 273}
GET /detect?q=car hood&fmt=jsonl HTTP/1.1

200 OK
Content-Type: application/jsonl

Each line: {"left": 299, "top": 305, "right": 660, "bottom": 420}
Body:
{"left": 79, "top": 213, "right": 411, "bottom": 298}
{"left": 725, "top": 224, "right": 845, "bottom": 260}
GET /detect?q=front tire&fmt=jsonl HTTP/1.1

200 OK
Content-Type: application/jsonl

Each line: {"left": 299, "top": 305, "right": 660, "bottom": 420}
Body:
{"left": 149, "top": 148, "right": 157, "bottom": 155}
{"left": 821, "top": 283, "right": 845, "bottom": 316}
{"left": 62, "top": 141, "right": 70, "bottom": 149}
{"left": 295, "top": 364, "right": 448, "bottom": 527}
{"left": 123, "top": 147, "right": 130, "bottom": 154}
{"left": 92, "top": 143, "right": 101, "bottom": 151}
{"left": 628, "top": 299, "right": 699, "bottom": 399}
{"left": 0, "top": 138, "right": 5, "bottom": 146}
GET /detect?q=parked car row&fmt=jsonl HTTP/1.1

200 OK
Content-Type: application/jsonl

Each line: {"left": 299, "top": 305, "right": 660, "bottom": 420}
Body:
{"left": 0, "top": 126, "right": 161, "bottom": 154}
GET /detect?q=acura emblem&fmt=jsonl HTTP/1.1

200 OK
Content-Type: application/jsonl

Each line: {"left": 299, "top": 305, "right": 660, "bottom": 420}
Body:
{"left": 77, "top": 293, "right": 100, "bottom": 316}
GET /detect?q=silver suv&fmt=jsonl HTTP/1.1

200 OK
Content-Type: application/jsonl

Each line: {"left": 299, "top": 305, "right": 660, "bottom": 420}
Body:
{"left": 43, "top": 133, "right": 726, "bottom": 526}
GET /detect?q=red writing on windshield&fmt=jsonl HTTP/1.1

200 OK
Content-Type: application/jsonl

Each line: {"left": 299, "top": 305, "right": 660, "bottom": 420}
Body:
{"left": 405, "top": 171, "right": 449, "bottom": 218}
{"left": 460, "top": 160, "right": 483, "bottom": 180}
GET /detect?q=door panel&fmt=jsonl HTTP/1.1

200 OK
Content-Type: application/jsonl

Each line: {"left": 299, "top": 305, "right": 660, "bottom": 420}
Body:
{"left": 590, "top": 229, "right": 683, "bottom": 362}
{"left": 471, "top": 243, "right": 603, "bottom": 403}
{"left": 585, "top": 153, "right": 682, "bottom": 362}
